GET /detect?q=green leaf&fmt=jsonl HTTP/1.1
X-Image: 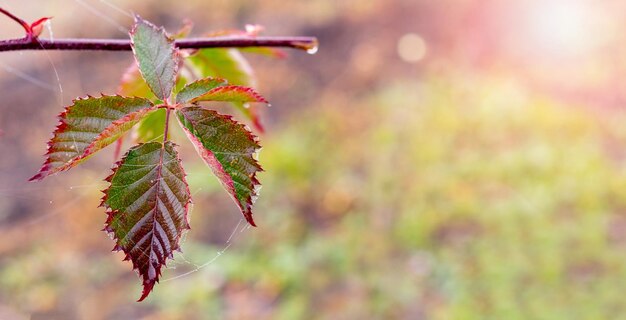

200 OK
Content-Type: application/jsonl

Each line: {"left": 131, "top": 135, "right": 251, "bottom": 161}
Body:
{"left": 117, "top": 63, "right": 157, "bottom": 100}
{"left": 240, "top": 47, "right": 287, "bottom": 58}
{"left": 30, "top": 95, "right": 155, "bottom": 181}
{"left": 130, "top": 15, "right": 179, "bottom": 100}
{"left": 102, "top": 141, "right": 191, "bottom": 301}
{"left": 135, "top": 108, "right": 166, "bottom": 143}
{"left": 176, "top": 106, "right": 262, "bottom": 226}
{"left": 188, "top": 48, "right": 255, "bottom": 87}
{"left": 176, "top": 77, "right": 227, "bottom": 104}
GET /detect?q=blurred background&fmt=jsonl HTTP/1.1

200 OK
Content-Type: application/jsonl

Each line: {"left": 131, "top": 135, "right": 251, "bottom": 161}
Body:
{"left": 2, "top": 0, "right": 626, "bottom": 319}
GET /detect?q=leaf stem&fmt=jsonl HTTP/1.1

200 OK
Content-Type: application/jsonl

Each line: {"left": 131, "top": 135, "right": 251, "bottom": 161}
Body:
{"left": 163, "top": 107, "right": 172, "bottom": 144}
{"left": 0, "top": 36, "right": 319, "bottom": 52}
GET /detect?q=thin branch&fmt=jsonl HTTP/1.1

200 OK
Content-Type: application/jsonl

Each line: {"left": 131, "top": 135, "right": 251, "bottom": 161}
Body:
{"left": 0, "top": 36, "right": 319, "bottom": 52}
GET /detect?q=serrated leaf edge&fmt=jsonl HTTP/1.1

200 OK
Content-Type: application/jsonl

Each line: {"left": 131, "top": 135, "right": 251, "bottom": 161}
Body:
{"left": 176, "top": 107, "right": 262, "bottom": 226}
{"left": 130, "top": 15, "right": 180, "bottom": 100}
{"left": 175, "top": 77, "right": 229, "bottom": 104}
{"left": 190, "top": 85, "right": 268, "bottom": 104}
{"left": 29, "top": 95, "right": 155, "bottom": 181}
{"left": 100, "top": 141, "right": 192, "bottom": 302}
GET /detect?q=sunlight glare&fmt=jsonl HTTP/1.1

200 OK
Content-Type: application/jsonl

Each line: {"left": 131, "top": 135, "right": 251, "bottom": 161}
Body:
{"left": 527, "top": 0, "right": 593, "bottom": 54}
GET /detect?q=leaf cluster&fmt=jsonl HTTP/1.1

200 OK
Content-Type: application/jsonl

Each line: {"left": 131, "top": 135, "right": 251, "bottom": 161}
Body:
{"left": 30, "top": 15, "right": 274, "bottom": 301}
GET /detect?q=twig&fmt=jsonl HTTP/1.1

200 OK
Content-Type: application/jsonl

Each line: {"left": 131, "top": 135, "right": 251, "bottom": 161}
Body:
{"left": 0, "top": 7, "right": 317, "bottom": 53}
{"left": 0, "top": 36, "right": 319, "bottom": 52}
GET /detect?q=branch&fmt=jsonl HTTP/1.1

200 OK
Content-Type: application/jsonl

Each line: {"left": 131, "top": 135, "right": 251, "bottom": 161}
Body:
{"left": 0, "top": 7, "right": 317, "bottom": 53}
{"left": 0, "top": 36, "right": 318, "bottom": 52}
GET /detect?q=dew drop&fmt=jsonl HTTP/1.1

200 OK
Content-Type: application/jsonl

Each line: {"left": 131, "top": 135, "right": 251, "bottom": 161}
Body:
{"left": 245, "top": 24, "right": 265, "bottom": 36}
{"left": 295, "top": 39, "right": 319, "bottom": 55}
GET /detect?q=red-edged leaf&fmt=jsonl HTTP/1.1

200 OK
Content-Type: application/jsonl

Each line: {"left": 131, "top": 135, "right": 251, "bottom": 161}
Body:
{"left": 176, "top": 77, "right": 228, "bottom": 104}
{"left": 102, "top": 141, "right": 190, "bottom": 301}
{"left": 130, "top": 15, "right": 179, "bottom": 100}
{"left": 30, "top": 96, "right": 155, "bottom": 181}
{"left": 176, "top": 106, "right": 261, "bottom": 226}
{"left": 188, "top": 85, "right": 268, "bottom": 104}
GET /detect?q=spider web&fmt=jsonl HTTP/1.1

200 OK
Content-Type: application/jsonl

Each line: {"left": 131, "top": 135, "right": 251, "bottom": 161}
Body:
{"left": 0, "top": 0, "right": 247, "bottom": 288}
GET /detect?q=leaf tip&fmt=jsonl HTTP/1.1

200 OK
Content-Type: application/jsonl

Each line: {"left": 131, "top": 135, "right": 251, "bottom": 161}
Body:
{"left": 246, "top": 214, "right": 257, "bottom": 227}
{"left": 138, "top": 280, "right": 155, "bottom": 302}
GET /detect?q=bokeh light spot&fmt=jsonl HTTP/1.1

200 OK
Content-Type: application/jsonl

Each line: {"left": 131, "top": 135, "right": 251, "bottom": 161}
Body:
{"left": 397, "top": 33, "right": 427, "bottom": 63}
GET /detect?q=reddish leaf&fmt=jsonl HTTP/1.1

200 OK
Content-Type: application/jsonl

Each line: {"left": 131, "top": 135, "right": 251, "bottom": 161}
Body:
{"left": 30, "top": 95, "right": 155, "bottom": 181}
{"left": 176, "top": 106, "right": 262, "bottom": 226}
{"left": 188, "top": 85, "right": 268, "bottom": 104}
{"left": 102, "top": 141, "right": 191, "bottom": 301}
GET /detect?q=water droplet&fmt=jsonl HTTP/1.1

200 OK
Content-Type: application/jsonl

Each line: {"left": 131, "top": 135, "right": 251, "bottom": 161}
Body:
{"left": 245, "top": 24, "right": 264, "bottom": 36}
{"left": 295, "top": 39, "right": 319, "bottom": 55}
